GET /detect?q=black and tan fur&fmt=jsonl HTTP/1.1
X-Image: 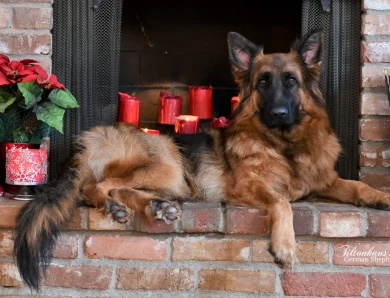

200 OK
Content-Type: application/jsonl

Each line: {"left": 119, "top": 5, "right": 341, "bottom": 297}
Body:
{"left": 14, "top": 29, "right": 390, "bottom": 291}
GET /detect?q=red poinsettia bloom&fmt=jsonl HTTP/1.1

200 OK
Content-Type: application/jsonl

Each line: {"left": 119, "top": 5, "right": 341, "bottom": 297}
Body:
{"left": 31, "top": 65, "right": 65, "bottom": 90}
{"left": 0, "top": 54, "right": 40, "bottom": 85}
{"left": 0, "top": 60, "right": 38, "bottom": 85}
{"left": 212, "top": 116, "right": 231, "bottom": 128}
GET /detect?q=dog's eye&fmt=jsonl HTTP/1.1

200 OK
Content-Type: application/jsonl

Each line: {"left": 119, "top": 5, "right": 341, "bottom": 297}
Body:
{"left": 287, "top": 77, "right": 297, "bottom": 85}
{"left": 259, "top": 79, "right": 267, "bottom": 86}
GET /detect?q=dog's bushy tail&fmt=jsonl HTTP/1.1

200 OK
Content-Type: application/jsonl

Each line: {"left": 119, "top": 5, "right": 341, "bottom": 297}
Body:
{"left": 14, "top": 167, "right": 81, "bottom": 291}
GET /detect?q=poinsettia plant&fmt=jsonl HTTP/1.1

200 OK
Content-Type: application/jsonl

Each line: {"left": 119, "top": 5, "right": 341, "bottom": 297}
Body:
{"left": 0, "top": 54, "right": 79, "bottom": 144}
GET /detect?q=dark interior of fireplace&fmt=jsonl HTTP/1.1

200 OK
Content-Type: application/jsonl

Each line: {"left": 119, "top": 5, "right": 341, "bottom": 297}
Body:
{"left": 119, "top": 0, "right": 302, "bottom": 129}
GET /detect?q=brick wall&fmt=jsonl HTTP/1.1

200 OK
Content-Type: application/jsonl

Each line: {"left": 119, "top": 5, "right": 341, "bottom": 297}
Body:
{"left": 360, "top": 0, "right": 390, "bottom": 191}
{"left": 1, "top": 199, "right": 390, "bottom": 297}
{"left": 0, "top": 0, "right": 52, "bottom": 72}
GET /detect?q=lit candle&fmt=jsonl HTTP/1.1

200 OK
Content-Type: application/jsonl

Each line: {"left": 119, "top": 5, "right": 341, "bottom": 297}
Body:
{"left": 231, "top": 96, "right": 240, "bottom": 112}
{"left": 141, "top": 128, "right": 160, "bottom": 135}
{"left": 174, "top": 115, "right": 199, "bottom": 134}
{"left": 189, "top": 86, "right": 213, "bottom": 119}
{"left": 118, "top": 92, "right": 140, "bottom": 126}
{"left": 158, "top": 92, "right": 183, "bottom": 125}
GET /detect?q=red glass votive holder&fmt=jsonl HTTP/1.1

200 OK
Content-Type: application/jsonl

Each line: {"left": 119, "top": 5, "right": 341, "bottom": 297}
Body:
{"left": 0, "top": 142, "right": 40, "bottom": 194}
{"left": 118, "top": 92, "right": 140, "bottom": 126}
{"left": 189, "top": 86, "right": 213, "bottom": 119}
{"left": 231, "top": 96, "right": 240, "bottom": 112}
{"left": 6, "top": 146, "right": 48, "bottom": 185}
{"left": 141, "top": 128, "right": 160, "bottom": 135}
{"left": 212, "top": 117, "right": 231, "bottom": 129}
{"left": 174, "top": 115, "right": 199, "bottom": 134}
{"left": 158, "top": 92, "right": 183, "bottom": 125}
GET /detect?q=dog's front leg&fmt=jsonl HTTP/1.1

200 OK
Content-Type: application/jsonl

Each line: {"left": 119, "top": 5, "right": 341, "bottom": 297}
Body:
{"left": 319, "top": 177, "right": 390, "bottom": 210}
{"left": 267, "top": 199, "right": 297, "bottom": 268}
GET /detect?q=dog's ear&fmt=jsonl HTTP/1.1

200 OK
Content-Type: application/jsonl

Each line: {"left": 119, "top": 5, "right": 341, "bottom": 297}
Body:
{"left": 227, "top": 32, "right": 260, "bottom": 83}
{"left": 292, "top": 28, "right": 323, "bottom": 66}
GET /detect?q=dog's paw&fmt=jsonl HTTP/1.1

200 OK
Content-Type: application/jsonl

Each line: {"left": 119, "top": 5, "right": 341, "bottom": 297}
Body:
{"left": 149, "top": 200, "right": 181, "bottom": 224}
{"left": 268, "top": 241, "right": 298, "bottom": 269}
{"left": 373, "top": 198, "right": 390, "bottom": 211}
{"left": 105, "top": 200, "right": 133, "bottom": 223}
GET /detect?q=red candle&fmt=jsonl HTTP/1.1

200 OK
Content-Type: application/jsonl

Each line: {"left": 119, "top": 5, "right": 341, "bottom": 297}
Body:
{"left": 158, "top": 92, "right": 183, "bottom": 125}
{"left": 174, "top": 115, "right": 199, "bottom": 134}
{"left": 141, "top": 128, "right": 160, "bottom": 135}
{"left": 231, "top": 96, "right": 240, "bottom": 112}
{"left": 118, "top": 92, "right": 140, "bottom": 126}
{"left": 189, "top": 86, "right": 213, "bottom": 119}
{"left": 6, "top": 147, "right": 48, "bottom": 185}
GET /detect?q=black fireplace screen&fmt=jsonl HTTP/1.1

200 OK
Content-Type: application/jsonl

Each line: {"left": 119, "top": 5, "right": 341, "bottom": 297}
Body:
{"left": 52, "top": 0, "right": 360, "bottom": 180}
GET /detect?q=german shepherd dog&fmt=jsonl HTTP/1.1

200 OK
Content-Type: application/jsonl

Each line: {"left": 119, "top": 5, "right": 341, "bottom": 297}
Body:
{"left": 14, "top": 29, "right": 390, "bottom": 291}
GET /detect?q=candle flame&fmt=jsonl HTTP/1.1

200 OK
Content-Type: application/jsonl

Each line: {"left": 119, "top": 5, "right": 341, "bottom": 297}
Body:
{"left": 384, "top": 69, "right": 388, "bottom": 75}
{"left": 185, "top": 117, "right": 190, "bottom": 121}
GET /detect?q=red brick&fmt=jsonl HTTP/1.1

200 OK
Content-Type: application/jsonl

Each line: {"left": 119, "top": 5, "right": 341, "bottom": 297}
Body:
{"left": 0, "top": 34, "right": 50, "bottom": 55}
{"left": 362, "top": 42, "right": 390, "bottom": 63}
{"left": 226, "top": 206, "right": 269, "bottom": 234}
{"left": 361, "top": 93, "right": 390, "bottom": 116}
{"left": 363, "top": 14, "right": 390, "bottom": 35}
{"left": 43, "top": 265, "right": 112, "bottom": 289}
{"left": 364, "top": 0, "right": 390, "bottom": 10}
{"left": 13, "top": 7, "right": 52, "bottom": 30}
{"left": 362, "top": 65, "right": 387, "bottom": 88}
{"left": 199, "top": 269, "right": 275, "bottom": 293}
{"left": 360, "top": 172, "right": 390, "bottom": 192}
{"left": 117, "top": 268, "right": 194, "bottom": 290}
{"left": 0, "top": 231, "right": 14, "bottom": 256}
{"left": 367, "top": 211, "right": 390, "bottom": 237}
{"left": 370, "top": 274, "right": 390, "bottom": 298}
{"left": 282, "top": 272, "right": 366, "bottom": 297}
{"left": 320, "top": 212, "right": 361, "bottom": 238}
{"left": 181, "top": 202, "right": 223, "bottom": 233}
{"left": 84, "top": 235, "right": 167, "bottom": 260}
{"left": 253, "top": 240, "right": 329, "bottom": 264}
{"left": 0, "top": 263, "right": 23, "bottom": 287}
{"left": 52, "top": 235, "right": 78, "bottom": 259}
{"left": 88, "top": 208, "right": 129, "bottom": 230}
{"left": 292, "top": 203, "right": 315, "bottom": 235}
{"left": 252, "top": 240, "right": 274, "bottom": 263}
{"left": 334, "top": 242, "right": 390, "bottom": 266}
{"left": 172, "top": 237, "right": 250, "bottom": 261}
{"left": 133, "top": 213, "right": 178, "bottom": 233}
{"left": 360, "top": 143, "right": 390, "bottom": 167}
{"left": 0, "top": 199, "right": 24, "bottom": 228}
{"left": 0, "top": 8, "right": 11, "bottom": 29}
{"left": 360, "top": 119, "right": 390, "bottom": 141}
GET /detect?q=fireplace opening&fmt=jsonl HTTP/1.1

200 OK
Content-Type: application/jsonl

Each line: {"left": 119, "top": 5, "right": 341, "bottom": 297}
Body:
{"left": 119, "top": 0, "right": 302, "bottom": 128}
{"left": 52, "top": 0, "right": 360, "bottom": 180}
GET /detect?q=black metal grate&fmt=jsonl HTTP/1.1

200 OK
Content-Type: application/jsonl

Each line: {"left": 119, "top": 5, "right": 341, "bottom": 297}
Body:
{"left": 51, "top": 0, "right": 123, "bottom": 177}
{"left": 302, "top": 0, "right": 361, "bottom": 180}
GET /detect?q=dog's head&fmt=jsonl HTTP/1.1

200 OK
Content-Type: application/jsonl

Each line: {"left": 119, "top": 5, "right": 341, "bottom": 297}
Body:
{"left": 227, "top": 29, "right": 324, "bottom": 132}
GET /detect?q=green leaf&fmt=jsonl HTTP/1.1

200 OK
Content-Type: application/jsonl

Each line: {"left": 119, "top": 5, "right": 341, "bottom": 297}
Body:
{"left": 49, "top": 89, "right": 79, "bottom": 109}
{"left": 17, "top": 81, "right": 43, "bottom": 108}
{"left": 0, "top": 96, "right": 16, "bottom": 112}
{"left": 13, "top": 127, "right": 30, "bottom": 143}
{"left": 34, "top": 102, "right": 65, "bottom": 133}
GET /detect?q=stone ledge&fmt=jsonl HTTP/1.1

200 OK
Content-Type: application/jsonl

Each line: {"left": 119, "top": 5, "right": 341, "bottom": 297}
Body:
{"left": 0, "top": 197, "right": 389, "bottom": 238}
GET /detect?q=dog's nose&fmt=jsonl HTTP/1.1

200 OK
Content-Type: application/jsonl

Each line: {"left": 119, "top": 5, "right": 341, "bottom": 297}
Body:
{"left": 270, "top": 107, "right": 288, "bottom": 119}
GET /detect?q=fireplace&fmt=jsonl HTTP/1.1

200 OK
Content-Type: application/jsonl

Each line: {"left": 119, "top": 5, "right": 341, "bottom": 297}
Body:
{"left": 51, "top": 0, "right": 360, "bottom": 180}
